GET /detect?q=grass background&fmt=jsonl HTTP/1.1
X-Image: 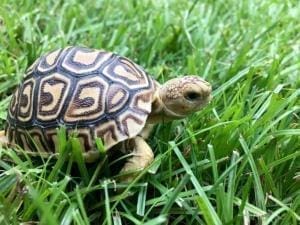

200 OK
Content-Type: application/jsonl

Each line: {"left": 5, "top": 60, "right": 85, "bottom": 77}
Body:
{"left": 0, "top": 0, "right": 300, "bottom": 224}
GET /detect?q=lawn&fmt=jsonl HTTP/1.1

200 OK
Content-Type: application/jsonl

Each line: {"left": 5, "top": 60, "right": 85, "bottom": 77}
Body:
{"left": 0, "top": 0, "right": 299, "bottom": 224}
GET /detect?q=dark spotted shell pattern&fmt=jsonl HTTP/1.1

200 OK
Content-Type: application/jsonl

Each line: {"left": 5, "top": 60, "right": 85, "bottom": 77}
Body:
{"left": 5, "top": 47, "right": 155, "bottom": 159}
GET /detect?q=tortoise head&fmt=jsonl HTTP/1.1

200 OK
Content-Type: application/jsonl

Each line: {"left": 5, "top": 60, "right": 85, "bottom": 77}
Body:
{"left": 158, "top": 76, "right": 212, "bottom": 118}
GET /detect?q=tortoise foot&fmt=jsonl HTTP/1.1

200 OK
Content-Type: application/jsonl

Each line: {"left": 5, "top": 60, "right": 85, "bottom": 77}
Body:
{"left": 119, "top": 136, "right": 154, "bottom": 183}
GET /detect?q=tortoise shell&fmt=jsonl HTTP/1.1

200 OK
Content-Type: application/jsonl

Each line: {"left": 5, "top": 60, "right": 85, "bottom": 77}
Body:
{"left": 5, "top": 46, "right": 155, "bottom": 158}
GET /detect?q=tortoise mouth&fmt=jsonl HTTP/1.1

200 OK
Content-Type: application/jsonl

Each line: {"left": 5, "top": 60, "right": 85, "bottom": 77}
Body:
{"left": 162, "top": 105, "right": 187, "bottom": 118}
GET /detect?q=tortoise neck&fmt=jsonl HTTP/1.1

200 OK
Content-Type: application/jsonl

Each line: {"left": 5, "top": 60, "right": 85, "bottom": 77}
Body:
{"left": 147, "top": 89, "right": 185, "bottom": 124}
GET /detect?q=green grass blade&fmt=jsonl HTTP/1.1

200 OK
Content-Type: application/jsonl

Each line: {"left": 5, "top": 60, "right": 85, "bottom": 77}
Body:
{"left": 226, "top": 151, "right": 239, "bottom": 222}
{"left": 75, "top": 186, "right": 89, "bottom": 225}
{"left": 141, "top": 215, "right": 167, "bottom": 225}
{"left": 103, "top": 180, "right": 112, "bottom": 225}
{"left": 70, "top": 137, "right": 89, "bottom": 185}
{"left": 136, "top": 184, "right": 147, "bottom": 216}
{"left": 170, "top": 141, "right": 222, "bottom": 225}
{"left": 267, "top": 195, "right": 300, "bottom": 221}
{"left": 239, "top": 135, "right": 265, "bottom": 211}
{"left": 160, "top": 173, "right": 191, "bottom": 215}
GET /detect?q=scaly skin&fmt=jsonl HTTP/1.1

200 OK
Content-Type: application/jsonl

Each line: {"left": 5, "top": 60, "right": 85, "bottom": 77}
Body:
{"left": 147, "top": 76, "right": 212, "bottom": 123}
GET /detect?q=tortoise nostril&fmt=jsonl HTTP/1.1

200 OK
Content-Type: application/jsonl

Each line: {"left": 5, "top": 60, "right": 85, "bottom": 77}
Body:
{"left": 184, "top": 91, "right": 201, "bottom": 101}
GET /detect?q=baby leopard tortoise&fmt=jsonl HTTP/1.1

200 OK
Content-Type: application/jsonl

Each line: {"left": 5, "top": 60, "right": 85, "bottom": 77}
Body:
{"left": 0, "top": 46, "right": 212, "bottom": 181}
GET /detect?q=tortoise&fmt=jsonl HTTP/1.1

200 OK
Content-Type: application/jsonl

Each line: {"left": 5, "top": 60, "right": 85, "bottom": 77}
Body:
{"left": 0, "top": 46, "right": 212, "bottom": 180}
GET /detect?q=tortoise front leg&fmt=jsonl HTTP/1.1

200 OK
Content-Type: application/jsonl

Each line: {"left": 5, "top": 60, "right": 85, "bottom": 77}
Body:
{"left": 119, "top": 136, "right": 154, "bottom": 182}
{"left": 0, "top": 130, "right": 8, "bottom": 146}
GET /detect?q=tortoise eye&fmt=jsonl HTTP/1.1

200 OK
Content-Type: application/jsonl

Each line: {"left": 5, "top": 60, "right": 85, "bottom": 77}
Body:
{"left": 184, "top": 91, "right": 201, "bottom": 101}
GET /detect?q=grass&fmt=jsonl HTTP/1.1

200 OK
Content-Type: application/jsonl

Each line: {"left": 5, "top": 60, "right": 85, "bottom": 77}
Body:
{"left": 0, "top": 0, "right": 300, "bottom": 224}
